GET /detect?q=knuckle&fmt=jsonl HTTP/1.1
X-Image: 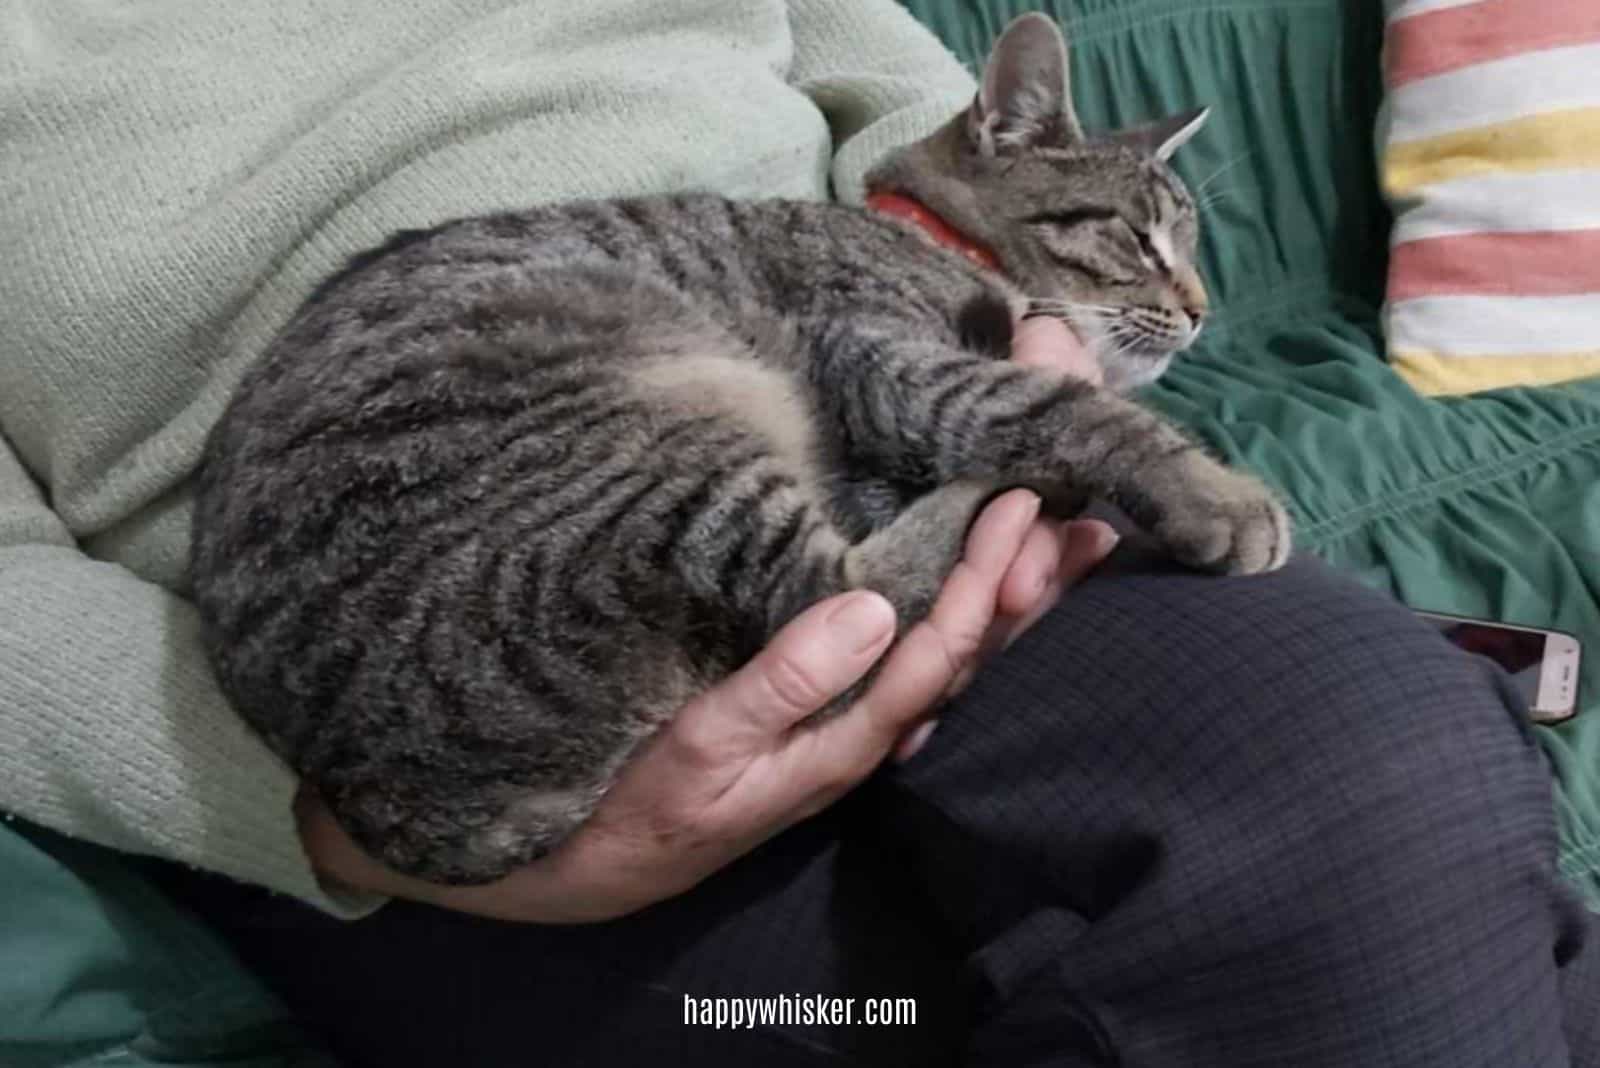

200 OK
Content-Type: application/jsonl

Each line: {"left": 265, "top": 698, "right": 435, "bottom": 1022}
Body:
{"left": 811, "top": 756, "right": 870, "bottom": 800}
{"left": 903, "top": 623, "right": 967, "bottom": 690}
{"left": 636, "top": 795, "right": 714, "bottom": 851}
{"left": 941, "top": 614, "right": 989, "bottom": 666}
{"left": 662, "top": 724, "right": 723, "bottom": 774}
{"left": 759, "top": 652, "right": 833, "bottom": 716}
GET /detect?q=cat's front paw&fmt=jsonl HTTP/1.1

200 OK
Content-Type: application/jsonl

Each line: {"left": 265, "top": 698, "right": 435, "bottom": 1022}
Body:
{"left": 1152, "top": 459, "right": 1291, "bottom": 576}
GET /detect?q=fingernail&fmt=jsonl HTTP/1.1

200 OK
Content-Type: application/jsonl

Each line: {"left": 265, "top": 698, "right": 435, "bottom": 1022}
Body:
{"left": 1023, "top": 492, "right": 1042, "bottom": 524}
{"left": 1069, "top": 520, "right": 1118, "bottom": 557}
{"left": 1091, "top": 525, "right": 1121, "bottom": 556}
{"left": 828, "top": 593, "right": 896, "bottom": 654}
{"left": 895, "top": 719, "right": 940, "bottom": 763}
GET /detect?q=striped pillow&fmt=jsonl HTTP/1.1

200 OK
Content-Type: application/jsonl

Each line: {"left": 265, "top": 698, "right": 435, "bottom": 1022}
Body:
{"left": 1379, "top": 0, "right": 1600, "bottom": 395}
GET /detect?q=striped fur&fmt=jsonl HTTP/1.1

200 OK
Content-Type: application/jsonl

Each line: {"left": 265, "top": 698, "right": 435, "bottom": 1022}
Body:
{"left": 190, "top": 15, "right": 1289, "bottom": 882}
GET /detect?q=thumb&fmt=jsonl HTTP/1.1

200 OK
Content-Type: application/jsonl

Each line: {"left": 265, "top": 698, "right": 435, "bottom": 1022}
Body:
{"left": 669, "top": 591, "right": 897, "bottom": 757}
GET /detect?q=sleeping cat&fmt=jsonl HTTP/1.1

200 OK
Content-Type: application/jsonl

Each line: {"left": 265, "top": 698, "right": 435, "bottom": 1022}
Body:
{"left": 190, "top": 14, "right": 1289, "bottom": 883}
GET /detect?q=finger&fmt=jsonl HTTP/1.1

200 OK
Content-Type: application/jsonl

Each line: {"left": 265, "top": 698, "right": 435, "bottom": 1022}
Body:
{"left": 665, "top": 590, "right": 896, "bottom": 771}
{"left": 996, "top": 518, "right": 1119, "bottom": 651}
{"left": 575, "top": 500, "right": 1034, "bottom": 898}
{"left": 945, "top": 518, "right": 1120, "bottom": 702}
{"left": 295, "top": 785, "right": 418, "bottom": 897}
{"left": 957, "top": 488, "right": 1042, "bottom": 581}
{"left": 1011, "top": 315, "right": 1103, "bottom": 384}
{"left": 898, "top": 492, "right": 1045, "bottom": 717}
{"left": 296, "top": 784, "right": 591, "bottom": 921}
{"left": 996, "top": 519, "right": 1065, "bottom": 619}
{"left": 998, "top": 518, "right": 1117, "bottom": 630}
{"left": 294, "top": 786, "right": 364, "bottom": 881}
{"left": 943, "top": 517, "right": 1066, "bottom": 698}
{"left": 789, "top": 492, "right": 1038, "bottom": 783}
{"left": 892, "top": 716, "right": 940, "bottom": 763}
{"left": 794, "top": 623, "right": 973, "bottom": 788}
{"left": 1059, "top": 517, "right": 1121, "bottom": 584}
{"left": 919, "top": 509, "right": 1063, "bottom": 722}
{"left": 916, "top": 488, "right": 1040, "bottom": 664}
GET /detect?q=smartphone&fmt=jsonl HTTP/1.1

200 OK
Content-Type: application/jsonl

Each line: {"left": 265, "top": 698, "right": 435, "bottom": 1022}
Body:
{"left": 1416, "top": 611, "right": 1583, "bottom": 724}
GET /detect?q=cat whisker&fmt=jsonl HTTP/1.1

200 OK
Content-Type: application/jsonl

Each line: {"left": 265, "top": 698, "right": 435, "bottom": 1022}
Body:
{"left": 1030, "top": 295, "right": 1116, "bottom": 303}
{"left": 1028, "top": 307, "right": 1113, "bottom": 332}
{"left": 1102, "top": 326, "right": 1140, "bottom": 353}
{"left": 1034, "top": 309, "right": 1117, "bottom": 322}
{"left": 1027, "top": 299, "right": 1120, "bottom": 318}
{"left": 1196, "top": 185, "right": 1239, "bottom": 215}
{"left": 1105, "top": 334, "right": 1149, "bottom": 363}
{"left": 1062, "top": 313, "right": 1116, "bottom": 337}
{"left": 1026, "top": 296, "right": 1118, "bottom": 309}
{"left": 1101, "top": 320, "right": 1151, "bottom": 356}
{"left": 1193, "top": 148, "right": 1254, "bottom": 198}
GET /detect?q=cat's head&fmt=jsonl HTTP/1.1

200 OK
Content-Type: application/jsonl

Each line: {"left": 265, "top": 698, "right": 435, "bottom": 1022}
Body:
{"left": 868, "top": 14, "right": 1210, "bottom": 390}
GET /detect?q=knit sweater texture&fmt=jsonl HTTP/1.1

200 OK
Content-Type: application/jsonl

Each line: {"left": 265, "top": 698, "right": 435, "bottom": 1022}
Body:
{"left": 0, "top": 0, "right": 975, "bottom": 916}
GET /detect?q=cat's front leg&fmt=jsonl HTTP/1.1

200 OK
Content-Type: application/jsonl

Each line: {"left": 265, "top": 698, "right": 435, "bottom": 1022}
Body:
{"left": 981, "top": 380, "right": 1289, "bottom": 574}
{"left": 976, "top": 377, "right": 1289, "bottom": 574}
{"left": 811, "top": 326, "right": 1289, "bottom": 575}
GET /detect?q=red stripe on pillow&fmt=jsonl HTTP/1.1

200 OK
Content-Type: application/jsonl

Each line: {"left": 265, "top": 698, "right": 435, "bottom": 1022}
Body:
{"left": 1389, "top": 228, "right": 1600, "bottom": 300}
{"left": 1385, "top": 0, "right": 1600, "bottom": 89}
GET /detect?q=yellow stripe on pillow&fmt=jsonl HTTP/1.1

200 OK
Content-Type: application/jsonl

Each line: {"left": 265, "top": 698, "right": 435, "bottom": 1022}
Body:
{"left": 1383, "top": 107, "right": 1600, "bottom": 200}
{"left": 1392, "top": 350, "right": 1600, "bottom": 396}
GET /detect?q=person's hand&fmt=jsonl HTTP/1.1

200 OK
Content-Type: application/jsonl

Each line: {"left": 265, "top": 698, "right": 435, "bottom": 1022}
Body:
{"left": 1011, "top": 313, "right": 1102, "bottom": 383}
{"left": 296, "top": 315, "right": 1116, "bottom": 922}
{"left": 298, "top": 500, "right": 1116, "bottom": 922}
{"left": 898, "top": 311, "right": 1109, "bottom": 750}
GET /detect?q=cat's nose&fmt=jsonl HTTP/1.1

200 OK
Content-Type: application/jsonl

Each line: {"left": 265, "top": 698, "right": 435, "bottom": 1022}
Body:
{"left": 1174, "top": 266, "right": 1209, "bottom": 333}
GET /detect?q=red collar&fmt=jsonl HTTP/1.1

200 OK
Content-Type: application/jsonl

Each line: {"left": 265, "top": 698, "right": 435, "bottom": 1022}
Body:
{"left": 865, "top": 191, "right": 1002, "bottom": 273}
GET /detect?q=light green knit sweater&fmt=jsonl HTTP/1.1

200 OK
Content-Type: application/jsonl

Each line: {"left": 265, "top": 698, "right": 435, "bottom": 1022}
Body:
{"left": 0, "top": 0, "right": 974, "bottom": 916}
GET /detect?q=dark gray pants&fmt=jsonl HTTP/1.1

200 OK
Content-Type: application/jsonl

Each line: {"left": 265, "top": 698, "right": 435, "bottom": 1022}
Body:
{"left": 157, "top": 551, "right": 1600, "bottom": 1066}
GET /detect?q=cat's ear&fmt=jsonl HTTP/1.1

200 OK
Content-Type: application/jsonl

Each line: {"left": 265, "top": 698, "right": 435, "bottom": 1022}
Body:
{"left": 1105, "top": 107, "right": 1210, "bottom": 162}
{"left": 966, "top": 13, "right": 1083, "bottom": 157}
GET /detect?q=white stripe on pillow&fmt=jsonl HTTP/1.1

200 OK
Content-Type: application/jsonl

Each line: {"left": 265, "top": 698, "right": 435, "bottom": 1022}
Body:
{"left": 1389, "top": 294, "right": 1600, "bottom": 357}
{"left": 1391, "top": 170, "right": 1600, "bottom": 243}
{"left": 1385, "top": 0, "right": 1483, "bottom": 18}
{"left": 1385, "top": 43, "right": 1600, "bottom": 144}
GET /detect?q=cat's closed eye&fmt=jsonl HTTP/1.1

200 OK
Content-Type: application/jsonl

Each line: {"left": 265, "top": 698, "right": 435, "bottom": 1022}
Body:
{"left": 1037, "top": 238, "right": 1135, "bottom": 286}
{"left": 1109, "top": 217, "right": 1161, "bottom": 270}
{"left": 1023, "top": 207, "right": 1119, "bottom": 230}
{"left": 1031, "top": 217, "right": 1151, "bottom": 285}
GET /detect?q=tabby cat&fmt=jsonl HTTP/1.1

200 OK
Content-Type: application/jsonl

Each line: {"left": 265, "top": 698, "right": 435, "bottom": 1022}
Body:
{"left": 191, "top": 14, "right": 1289, "bottom": 883}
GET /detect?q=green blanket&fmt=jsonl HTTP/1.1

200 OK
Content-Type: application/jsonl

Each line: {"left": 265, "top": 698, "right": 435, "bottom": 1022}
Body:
{"left": 0, "top": 822, "right": 335, "bottom": 1068}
